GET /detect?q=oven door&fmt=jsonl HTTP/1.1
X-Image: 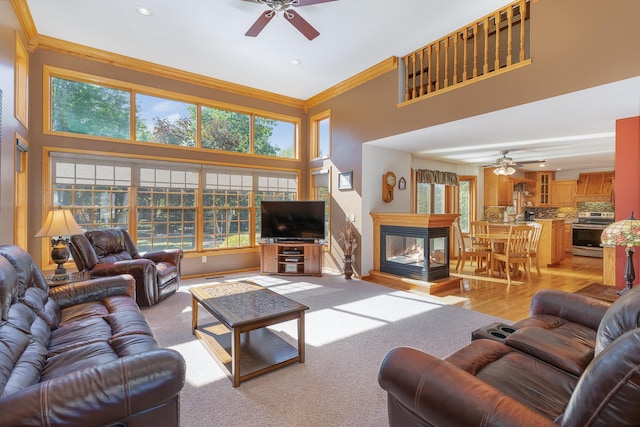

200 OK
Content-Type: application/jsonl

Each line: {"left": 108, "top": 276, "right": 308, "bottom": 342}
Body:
{"left": 572, "top": 224, "right": 606, "bottom": 258}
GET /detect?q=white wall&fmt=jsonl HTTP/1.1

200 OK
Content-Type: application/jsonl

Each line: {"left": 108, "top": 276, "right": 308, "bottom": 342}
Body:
{"left": 361, "top": 145, "right": 411, "bottom": 275}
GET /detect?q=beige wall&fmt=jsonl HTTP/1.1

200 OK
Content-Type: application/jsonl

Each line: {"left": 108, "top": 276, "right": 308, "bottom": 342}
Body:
{"left": 1, "top": 0, "right": 639, "bottom": 276}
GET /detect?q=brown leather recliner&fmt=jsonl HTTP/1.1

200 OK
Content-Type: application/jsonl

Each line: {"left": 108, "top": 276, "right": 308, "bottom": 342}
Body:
{"left": 378, "top": 287, "right": 640, "bottom": 426}
{"left": 70, "top": 227, "right": 183, "bottom": 307}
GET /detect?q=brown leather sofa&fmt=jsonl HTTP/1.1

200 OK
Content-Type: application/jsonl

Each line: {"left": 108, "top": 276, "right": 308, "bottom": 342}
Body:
{"left": 0, "top": 245, "right": 186, "bottom": 426}
{"left": 378, "top": 287, "right": 640, "bottom": 426}
{"left": 70, "top": 227, "right": 183, "bottom": 307}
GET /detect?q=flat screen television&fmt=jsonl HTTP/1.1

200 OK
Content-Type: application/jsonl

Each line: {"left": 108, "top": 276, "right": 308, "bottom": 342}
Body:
{"left": 260, "top": 200, "right": 326, "bottom": 242}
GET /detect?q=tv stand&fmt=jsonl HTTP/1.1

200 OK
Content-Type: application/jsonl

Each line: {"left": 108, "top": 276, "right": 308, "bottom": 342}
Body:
{"left": 260, "top": 242, "right": 323, "bottom": 277}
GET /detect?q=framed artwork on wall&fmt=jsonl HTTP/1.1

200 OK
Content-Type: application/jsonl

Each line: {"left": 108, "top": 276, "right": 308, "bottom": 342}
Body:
{"left": 338, "top": 171, "right": 353, "bottom": 190}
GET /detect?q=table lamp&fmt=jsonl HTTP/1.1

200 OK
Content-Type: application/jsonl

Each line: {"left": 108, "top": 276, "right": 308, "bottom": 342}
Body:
{"left": 35, "top": 208, "right": 84, "bottom": 281}
{"left": 601, "top": 212, "right": 640, "bottom": 295}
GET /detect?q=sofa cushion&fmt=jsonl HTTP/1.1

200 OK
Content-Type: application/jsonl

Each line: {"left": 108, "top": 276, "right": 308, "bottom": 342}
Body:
{"left": 41, "top": 341, "right": 119, "bottom": 381}
{"left": 0, "top": 303, "right": 50, "bottom": 398}
{"left": 445, "top": 338, "right": 577, "bottom": 421}
{"left": 156, "top": 262, "right": 178, "bottom": 284}
{"left": 19, "top": 287, "right": 60, "bottom": 329}
{"left": 514, "top": 314, "right": 598, "bottom": 349}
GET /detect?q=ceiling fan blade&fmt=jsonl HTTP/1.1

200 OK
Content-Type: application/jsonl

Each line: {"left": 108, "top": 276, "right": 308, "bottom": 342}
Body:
{"left": 284, "top": 9, "right": 320, "bottom": 40}
{"left": 294, "top": 0, "right": 338, "bottom": 6}
{"left": 245, "top": 11, "right": 274, "bottom": 37}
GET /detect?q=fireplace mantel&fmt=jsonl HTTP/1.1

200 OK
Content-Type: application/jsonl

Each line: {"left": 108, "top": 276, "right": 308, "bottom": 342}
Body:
{"left": 368, "top": 213, "right": 460, "bottom": 294}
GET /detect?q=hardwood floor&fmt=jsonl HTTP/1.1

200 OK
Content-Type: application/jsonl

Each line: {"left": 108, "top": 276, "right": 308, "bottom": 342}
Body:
{"left": 438, "top": 253, "right": 606, "bottom": 322}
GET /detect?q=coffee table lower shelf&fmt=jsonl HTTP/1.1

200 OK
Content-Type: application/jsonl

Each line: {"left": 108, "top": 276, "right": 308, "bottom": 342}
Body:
{"left": 194, "top": 322, "right": 301, "bottom": 385}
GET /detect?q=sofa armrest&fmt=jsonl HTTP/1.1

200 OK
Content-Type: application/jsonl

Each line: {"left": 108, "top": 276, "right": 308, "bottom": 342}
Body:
{"left": 529, "top": 289, "right": 611, "bottom": 330}
{"left": 0, "top": 348, "right": 186, "bottom": 427}
{"left": 378, "top": 347, "right": 557, "bottom": 427}
{"left": 142, "top": 248, "right": 183, "bottom": 266}
{"left": 505, "top": 327, "right": 594, "bottom": 376}
{"left": 49, "top": 274, "right": 136, "bottom": 307}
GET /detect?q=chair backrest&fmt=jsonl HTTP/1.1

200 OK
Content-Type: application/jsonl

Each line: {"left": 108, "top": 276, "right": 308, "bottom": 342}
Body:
{"left": 505, "top": 225, "right": 532, "bottom": 255}
{"left": 470, "top": 221, "right": 490, "bottom": 235}
{"left": 452, "top": 219, "right": 466, "bottom": 253}
{"left": 70, "top": 227, "right": 140, "bottom": 271}
{"left": 527, "top": 222, "right": 543, "bottom": 252}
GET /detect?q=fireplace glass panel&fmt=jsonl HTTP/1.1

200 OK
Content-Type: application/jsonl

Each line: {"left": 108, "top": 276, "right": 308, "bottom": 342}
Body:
{"left": 429, "top": 236, "right": 446, "bottom": 268}
{"left": 385, "top": 235, "right": 424, "bottom": 267}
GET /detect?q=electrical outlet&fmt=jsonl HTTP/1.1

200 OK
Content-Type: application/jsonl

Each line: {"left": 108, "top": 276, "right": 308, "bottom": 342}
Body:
{"left": 201, "top": 256, "right": 207, "bottom": 263}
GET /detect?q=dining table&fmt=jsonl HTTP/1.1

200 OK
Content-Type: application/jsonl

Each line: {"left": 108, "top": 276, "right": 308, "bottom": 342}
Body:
{"left": 468, "top": 231, "right": 510, "bottom": 277}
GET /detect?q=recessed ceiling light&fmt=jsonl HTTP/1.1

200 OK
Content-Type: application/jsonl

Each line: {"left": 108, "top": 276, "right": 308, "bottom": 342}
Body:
{"left": 136, "top": 6, "right": 152, "bottom": 16}
{"left": 290, "top": 59, "right": 301, "bottom": 65}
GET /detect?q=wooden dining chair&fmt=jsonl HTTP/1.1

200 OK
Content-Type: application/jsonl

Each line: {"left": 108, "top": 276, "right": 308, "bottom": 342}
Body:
{"left": 453, "top": 219, "right": 491, "bottom": 275}
{"left": 491, "top": 225, "right": 533, "bottom": 285}
{"left": 468, "top": 220, "right": 491, "bottom": 267}
{"left": 527, "top": 222, "right": 543, "bottom": 276}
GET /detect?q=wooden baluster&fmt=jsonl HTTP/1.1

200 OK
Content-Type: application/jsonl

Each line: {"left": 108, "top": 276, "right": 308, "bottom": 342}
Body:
{"left": 412, "top": 52, "right": 417, "bottom": 99}
{"left": 520, "top": 0, "right": 527, "bottom": 61}
{"left": 426, "top": 45, "right": 432, "bottom": 93}
{"left": 419, "top": 49, "right": 425, "bottom": 96}
{"left": 435, "top": 42, "right": 441, "bottom": 91}
{"left": 473, "top": 24, "right": 479, "bottom": 78}
{"left": 463, "top": 27, "right": 468, "bottom": 81}
{"left": 507, "top": 5, "right": 513, "bottom": 66}
{"left": 495, "top": 12, "right": 501, "bottom": 71}
{"left": 453, "top": 33, "right": 458, "bottom": 85}
{"left": 483, "top": 18, "right": 489, "bottom": 75}
{"left": 444, "top": 36, "right": 449, "bottom": 88}
{"left": 404, "top": 55, "right": 411, "bottom": 101}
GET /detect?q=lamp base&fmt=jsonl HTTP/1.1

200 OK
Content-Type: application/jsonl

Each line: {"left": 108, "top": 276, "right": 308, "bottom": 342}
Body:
{"left": 617, "top": 247, "right": 636, "bottom": 296}
{"left": 50, "top": 272, "right": 70, "bottom": 282}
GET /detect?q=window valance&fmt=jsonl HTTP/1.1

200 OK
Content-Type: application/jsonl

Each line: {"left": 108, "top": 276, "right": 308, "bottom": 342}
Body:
{"left": 415, "top": 169, "right": 458, "bottom": 186}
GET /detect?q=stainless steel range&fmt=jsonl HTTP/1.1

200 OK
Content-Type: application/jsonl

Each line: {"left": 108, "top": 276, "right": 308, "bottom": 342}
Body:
{"left": 572, "top": 212, "right": 615, "bottom": 258}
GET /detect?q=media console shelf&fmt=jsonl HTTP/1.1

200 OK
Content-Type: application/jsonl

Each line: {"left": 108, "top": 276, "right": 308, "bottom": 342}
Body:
{"left": 260, "top": 242, "right": 323, "bottom": 277}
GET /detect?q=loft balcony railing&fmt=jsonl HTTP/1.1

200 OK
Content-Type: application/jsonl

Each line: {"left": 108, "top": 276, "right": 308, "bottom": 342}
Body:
{"left": 401, "top": 0, "right": 530, "bottom": 103}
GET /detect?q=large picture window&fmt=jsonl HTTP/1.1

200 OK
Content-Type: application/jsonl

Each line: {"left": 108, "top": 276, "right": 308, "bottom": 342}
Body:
{"left": 51, "top": 77, "right": 131, "bottom": 140}
{"left": 49, "top": 152, "right": 298, "bottom": 253}
{"left": 136, "top": 94, "right": 196, "bottom": 147}
{"left": 46, "top": 66, "right": 300, "bottom": 160}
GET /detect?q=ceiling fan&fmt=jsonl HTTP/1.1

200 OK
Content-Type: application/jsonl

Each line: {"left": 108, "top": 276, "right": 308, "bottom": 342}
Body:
{"left": 486, "top": 150, "right": 545, "bottom": 175}
{"left": 241, "top": 0, "right": 337, "bottom": 40}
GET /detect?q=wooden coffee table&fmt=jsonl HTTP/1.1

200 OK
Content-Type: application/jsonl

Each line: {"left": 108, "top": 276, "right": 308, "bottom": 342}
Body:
{"left": 190, "top": 281, "right": 309, "bottom": 387}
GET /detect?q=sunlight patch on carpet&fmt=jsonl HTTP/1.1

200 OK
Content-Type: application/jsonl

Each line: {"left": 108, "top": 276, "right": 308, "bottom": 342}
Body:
{"left": 169, "top": 340, "right": 227, "bottom": 387}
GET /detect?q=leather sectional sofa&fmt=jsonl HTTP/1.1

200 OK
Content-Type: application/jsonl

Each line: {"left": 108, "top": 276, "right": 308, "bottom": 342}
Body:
{"left": 0, "top": 245, "right": 186, "bottom": 426}
{"left": 378, "top": 287, "right": 640, "bottom": 426}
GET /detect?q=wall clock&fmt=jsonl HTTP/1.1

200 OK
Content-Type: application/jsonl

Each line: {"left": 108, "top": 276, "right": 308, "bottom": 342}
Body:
{"left": 382, "top": 171, "right": 396, "bottom": 203}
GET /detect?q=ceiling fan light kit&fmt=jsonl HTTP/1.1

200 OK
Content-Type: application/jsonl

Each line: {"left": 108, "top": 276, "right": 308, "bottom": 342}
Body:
{"left": 488, "top": 150, "right": 544, "bottom": 175}
{"left": 242, "top": 0, "right": 337, "bottom": 40}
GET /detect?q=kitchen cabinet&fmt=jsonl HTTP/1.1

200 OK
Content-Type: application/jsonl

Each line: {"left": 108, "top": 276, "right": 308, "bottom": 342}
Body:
{"left": 574, "top": 172, "right": 614, "bottom": 202}
{"left": 536, "top": 219, "right": 565, "bottom": 266}
{"left": 484, "top": 168, "right": 514, "bottom": 206}
{"left": 564, "top": 223, "right": 573, "bottom": 253}
{"left": 551, "top": 180, "right": 577, "bottom": 206}
{"left": 525, "top": 172, "right": 555, "bottom": 207}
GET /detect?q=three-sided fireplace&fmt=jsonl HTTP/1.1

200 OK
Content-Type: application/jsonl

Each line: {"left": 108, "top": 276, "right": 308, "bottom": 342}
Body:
{"left": 370, "top": 213, "right": 460, "bottom": 293}
{"left": 380, "top": 225, "right": 449, "bottom": 281}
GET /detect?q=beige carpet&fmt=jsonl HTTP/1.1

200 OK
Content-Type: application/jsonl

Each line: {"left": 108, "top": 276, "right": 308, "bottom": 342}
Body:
{"left": 142, "top": 272, "right": 507, "bottom": 427}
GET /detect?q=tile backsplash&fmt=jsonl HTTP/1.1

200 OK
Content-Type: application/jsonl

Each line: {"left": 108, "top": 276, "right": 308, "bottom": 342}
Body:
{"left": 483, "top": 202, "right": 614, "bottom": 222}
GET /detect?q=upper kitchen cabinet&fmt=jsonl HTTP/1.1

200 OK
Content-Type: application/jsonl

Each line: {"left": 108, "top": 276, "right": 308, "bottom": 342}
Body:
{"left": 525, "top": 172, "right": 555, "bottom": 207}
{"left": 484, "top": 168, "right": 514, "bottom": 206}
{"left": 575, "top": 172, "right": 614, "bottom": 202}
{"left": 550, "top": 180, "right": 577, "bottom": 206}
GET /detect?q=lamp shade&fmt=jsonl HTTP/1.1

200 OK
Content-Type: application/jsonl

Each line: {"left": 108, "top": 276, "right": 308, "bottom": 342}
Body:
{"left": 35, "top": 208, "right": 84, "bottom": 238}
{"left": 601, "top": 213, "right": 640, "bottom": 247}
